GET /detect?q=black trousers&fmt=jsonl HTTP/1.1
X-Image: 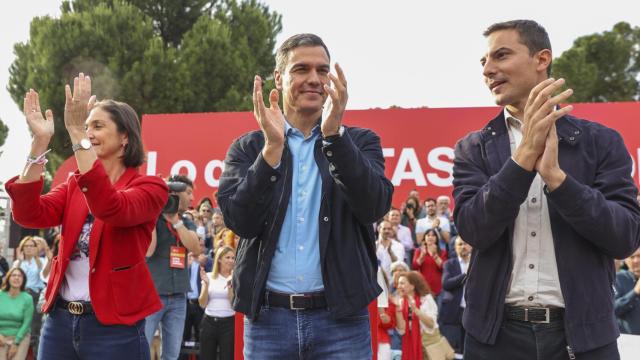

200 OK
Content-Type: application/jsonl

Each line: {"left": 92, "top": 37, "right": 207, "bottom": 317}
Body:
{"left": 199, "top": 314, "right": 234, "bottom": 360}
{"left": 464, "top": 318, "right": 619, "bottom": 360}
{"left": 184, "top": 299, "right": 204, "bottom": 342}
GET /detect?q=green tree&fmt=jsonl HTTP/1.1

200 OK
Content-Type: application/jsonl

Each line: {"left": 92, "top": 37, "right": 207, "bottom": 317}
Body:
{"left": 0, "top": 118, "right": 8, "bottom": 148}
{"left": 552, "top": 22, "right": 640, "bottom": 102}
{"left": 8, "top": 0, "right": 281, "bottom": 161}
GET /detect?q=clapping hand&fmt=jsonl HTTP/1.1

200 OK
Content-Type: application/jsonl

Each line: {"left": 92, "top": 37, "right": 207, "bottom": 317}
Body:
{"left": 253, "top": 75, "right": 285, "bottom": 166}
{"left": 24, "top": 89, "right": 54, "bottom": 142}
{"left": 64, "top": 73, "right": 96, "bottom": 132}
{"left": 321, "top": 63, "right": 348, "bottom": 137}
{"left": 199, "top": 267, "right": 209, "bottom": 286}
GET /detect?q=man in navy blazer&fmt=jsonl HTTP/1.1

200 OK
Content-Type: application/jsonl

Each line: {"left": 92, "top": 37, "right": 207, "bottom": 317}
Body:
{"left": 453, "top": 20, "right": 640, "bottom": 359}
{"left": 439, "top": 237, "right": 472, "bottom": 353}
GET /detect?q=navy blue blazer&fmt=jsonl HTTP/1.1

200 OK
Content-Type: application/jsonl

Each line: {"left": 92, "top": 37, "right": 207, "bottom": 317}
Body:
{"left": 439, "top": 257, "right": 466, "bottom": 325}
{"left": 453, "top": 111, "right": 640, "bottom": 353}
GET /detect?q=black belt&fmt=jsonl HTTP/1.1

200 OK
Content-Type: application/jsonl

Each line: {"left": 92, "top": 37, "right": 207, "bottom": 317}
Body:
{"left": 204, "top": 314, "right": 235, "bottom": 322}
{"left": 505, "top": 305, "right": 564, "bottom": 323}
{"left": 264, "top": 290, "right": 327, "bottom": 310}
{"left": 56, "top": 299, "right": 94, "bottom": 315}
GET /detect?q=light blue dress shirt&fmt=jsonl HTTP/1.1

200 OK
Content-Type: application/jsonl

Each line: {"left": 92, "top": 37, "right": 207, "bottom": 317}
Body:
{"left": 266, "top": 121, "right": 324, "bottom": 293}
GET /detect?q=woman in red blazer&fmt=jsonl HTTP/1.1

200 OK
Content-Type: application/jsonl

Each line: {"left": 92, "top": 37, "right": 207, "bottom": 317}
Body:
{"left": 5, "top": 74, "right": 168, "bottom": 360}
{"left": 412, "top": 228, "right": 447, "bottom": 297}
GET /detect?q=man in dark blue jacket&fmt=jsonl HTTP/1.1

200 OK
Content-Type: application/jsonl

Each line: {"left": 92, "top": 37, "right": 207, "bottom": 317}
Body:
{"left": 614, "top": 247, "right": 640, "bottom": 335}
{"left": 453, "top": 20, "right": 640, "bottom": 359}
{"left": 439, "top": 237, "right": 471, "bottom": 354}
{"left": 217, "top": 33, "right": 393, "bottom": 358}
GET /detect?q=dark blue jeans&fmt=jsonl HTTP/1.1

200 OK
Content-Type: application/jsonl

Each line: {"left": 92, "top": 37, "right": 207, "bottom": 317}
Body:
{"left": 243, "top": 305, "right": 372, "bottom": 359}
{"left": 464, "top": 318, "right": 619, "bottom": 360}
{"left": 38, "top": 306, "right": 149, "bottom": 360}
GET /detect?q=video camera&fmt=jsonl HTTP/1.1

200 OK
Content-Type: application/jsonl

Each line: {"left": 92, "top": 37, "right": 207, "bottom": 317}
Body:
{"left": 162, "top": 181, "right": 187, "bottom": 214}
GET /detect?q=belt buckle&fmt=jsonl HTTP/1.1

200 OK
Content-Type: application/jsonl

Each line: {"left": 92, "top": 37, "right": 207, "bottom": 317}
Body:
{"left": 289, "top": 294, "right": 306, "bottom": 310}
{"left": 68, "top": 301, "right": 84, "bottom": 315}
{"left": 528, "top": 306, "right": 550, "bottom": 323}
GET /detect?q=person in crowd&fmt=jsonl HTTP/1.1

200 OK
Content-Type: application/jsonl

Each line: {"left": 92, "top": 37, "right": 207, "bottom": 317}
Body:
{"left": 614, "top": 246, "right": 640, "bottom": 335}
{"left": 13, "top": 236, "right": 47, "bottom": 300}
{"left": 412, "top": 229, "right": 446, "bottom": 297}
{"left": 436, "top": 195, "right": 451, "bottom": 219}
{"left": 195, "top": 202, "right": 214, "bottom": 247}
{"left": 415, "top": 198, "right": 451, "bottom": 252}
{"left": 0, "top": 267, "right": 34, "bottom": 360}
{"left": 439, "top": 237, "right": 472, "bottom": 354}
{"left": 145, "top": 174, "right": 200, "bottom": 360}
{"left": 183, "top": 245, "right": 205, "bottom": 346}
{"left": 401, "top": 196, "right": 422, "bottom": 242}
{"left": 377, "top": 267, "right": 395, "bottom": 360}
{"left": 210, "top": 209, "right": 238, "bottom": 251}
{"left": 377, "top": 220, "right": 406, "bottom": 279}
{"left": 198, "top": 246, "right": 235, "bottom": 360}
{"left": 0, "top": 255, "right": 9, "bottom": 283}
{"left": 217, "top": 33, "right": 393, "bottom": 358}
{"left": 5, "top": 73, "right": 168, "bottom": 359}
{"left": 407, "top": 190, "right": 426, "bottom": 219}
{"left": 387, "top": 208, "right": 414, "bottom": 267}
{"left": 453, "top": 20, "right": 640, "bottom": 358}
{"left": 394, "top": 271, "right": 439, "bottom": 360}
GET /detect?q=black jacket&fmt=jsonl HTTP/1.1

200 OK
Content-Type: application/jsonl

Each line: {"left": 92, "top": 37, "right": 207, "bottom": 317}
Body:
{"left": 217, "top": 126, "right": 393, "bottom": 320}
{"left": 452, "top": 112, "right": 640, "bottom": 353}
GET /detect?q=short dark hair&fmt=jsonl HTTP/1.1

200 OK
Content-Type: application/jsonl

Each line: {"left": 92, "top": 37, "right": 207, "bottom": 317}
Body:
{"left": 94, "top": 100, "right": 145, "bottom": 167}
{"left": 168, "top": 174, "right": 194, "bottom": 188}
{"left": 424, "top": 198, "right": 437, "bottom": 206}
{"left": 483, "top": 20, "right": 552, "bottom": 76}
{"left": 1, "top": 267, "right": 27, "bottom": 292}
{"left": 275, "top": 33, "right": 330, "bottom": 73}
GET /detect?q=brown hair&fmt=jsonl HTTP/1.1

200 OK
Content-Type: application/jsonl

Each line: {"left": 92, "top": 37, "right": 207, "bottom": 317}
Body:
{"left": 1, "top": 267, "right": 27, "bottom": 292}
{"left": 94, "top": 99, "right": 144, "bottom": 167}
{"left": 399, "top": 271, "right": 432, "bottom": 297}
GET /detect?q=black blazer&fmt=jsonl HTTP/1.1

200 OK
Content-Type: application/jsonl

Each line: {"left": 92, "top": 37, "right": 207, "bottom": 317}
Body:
{"left": 439, "top": 257, "right": 465, "bottom": 325}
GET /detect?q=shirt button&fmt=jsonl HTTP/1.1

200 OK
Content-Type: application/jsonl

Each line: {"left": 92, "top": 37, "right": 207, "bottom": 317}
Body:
{"left": 530, "top": 231, "right": 536, "bottom": 237}
{"left": 297, "top": 276, "right": 304, "bottom": 281}
{"left": 569, "top": 136, "right": 575, "bottom": 141}
{"left": 323, "top": 216, "right": 329, "bottom": 222}
{"left": 329, "top": 163, "right": 336, "bottom": 171}
{"left": 529, "top": 264, "right": 535, "bottom": 269}
{"left": 297, "top": 217, "right": 304, "bottom": 223}
{"left": 574, "top": 130, "right": 580, "bottom": 135}
{"left": 81, "top": 187, "right": 88, "bottom": 193}
{"left": 270, "top": 175, "right": 277, "bottom": 182}
{"left": 528, "top": 296, "right": 534, "bottom": 301}
{"left": 531, "top": 197, "right": 537, "bottom": 203}
{"left": 326, "top": 151, "right": 333, "bottom": 157}
{"left": 298, "top": 245, "right": 304, "bottom": 251}
{"left": 91, "top": 268, "right": 96, "bottom": 273}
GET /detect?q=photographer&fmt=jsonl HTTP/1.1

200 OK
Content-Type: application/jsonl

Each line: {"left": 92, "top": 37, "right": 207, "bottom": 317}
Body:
{"left": 145, "top": 175, "right": 200, "bottom": 360}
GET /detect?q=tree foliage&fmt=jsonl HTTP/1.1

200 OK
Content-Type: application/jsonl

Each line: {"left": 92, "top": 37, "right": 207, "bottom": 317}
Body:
{"left": 552, "top": 22, "right": 640, "bottom": 102}
{"left": 8, "top": 0, "right": 281, "bottom": 160}
{"left": 0, "top": 118, "right": 8, "bottom": 148}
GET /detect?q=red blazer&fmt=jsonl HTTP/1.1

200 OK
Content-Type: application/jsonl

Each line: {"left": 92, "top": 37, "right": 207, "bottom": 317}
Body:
{"left": 5, "top": 161, "right": 168, "bottom": 325}
{"left": 412, "top": 248, "right": 447, "bottom": 295}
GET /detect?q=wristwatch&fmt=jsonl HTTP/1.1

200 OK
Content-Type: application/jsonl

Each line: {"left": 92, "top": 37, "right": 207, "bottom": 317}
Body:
{"left": 72, "top": 138, "right": 92, "bottom": 152}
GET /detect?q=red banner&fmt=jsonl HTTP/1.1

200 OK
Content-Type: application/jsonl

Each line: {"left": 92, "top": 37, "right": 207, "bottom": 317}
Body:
{"left": 53, "top": 102, "right": 640, "bottom": 207}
